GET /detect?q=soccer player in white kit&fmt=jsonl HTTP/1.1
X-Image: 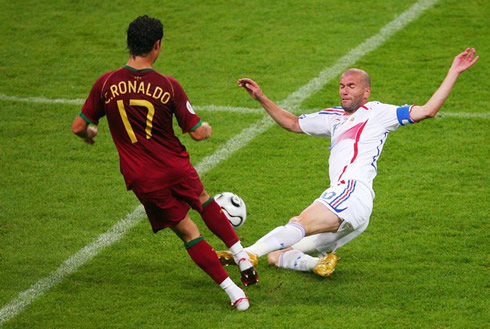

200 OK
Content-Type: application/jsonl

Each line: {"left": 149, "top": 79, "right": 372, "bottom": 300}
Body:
{"left": 218, "top": 49, "right": 478, "bottom": 277}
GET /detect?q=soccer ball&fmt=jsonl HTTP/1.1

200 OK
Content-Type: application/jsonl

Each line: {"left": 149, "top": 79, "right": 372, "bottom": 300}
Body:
{"left": 215, "top": 192, "right": 247, "bottom": 229}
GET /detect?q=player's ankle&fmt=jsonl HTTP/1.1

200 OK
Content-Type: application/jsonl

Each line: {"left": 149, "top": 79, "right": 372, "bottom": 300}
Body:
{"left": 237, "top": 258, "right": 253, "bottom": 272}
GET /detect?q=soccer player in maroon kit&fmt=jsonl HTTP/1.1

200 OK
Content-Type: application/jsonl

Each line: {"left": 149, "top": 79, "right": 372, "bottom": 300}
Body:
{"left": 72, "top": 15, "right": 257, "bottom": 311}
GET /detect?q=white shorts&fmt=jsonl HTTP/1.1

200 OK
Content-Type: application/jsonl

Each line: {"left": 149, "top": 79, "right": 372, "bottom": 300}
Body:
{"left": 315, "top": 179, "right": 373, "bottom": 230}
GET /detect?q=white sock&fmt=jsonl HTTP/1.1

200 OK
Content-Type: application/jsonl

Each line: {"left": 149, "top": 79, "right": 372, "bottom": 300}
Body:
{"left": 229, "top": 241, "right": 253, "bottom": 271}
{"left": 278, "top": 250, "right": 318, "bottom": 272}
{"left": 220, "top": 277, "right": 246, "bottom": 303}
{"left": 246, "top": 223, "right": 306, "bottom": 257}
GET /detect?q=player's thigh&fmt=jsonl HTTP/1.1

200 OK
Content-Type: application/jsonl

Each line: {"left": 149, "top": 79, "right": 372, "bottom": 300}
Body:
{"left": 315, "top": 180, "right": 373, "bottom": 230}
{"left": 134, "top": 187, "right": 191, "bottom": 233}
{"left": 290, "top": 201, "right": 342, "bottom": 235}
{"left": 173, "top": 169, "right": 205, "bottom": 212}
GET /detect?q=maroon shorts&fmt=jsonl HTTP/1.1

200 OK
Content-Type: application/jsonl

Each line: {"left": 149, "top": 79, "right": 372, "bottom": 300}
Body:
{"left": 133, "top": 169, "right": 204, "bottom": 233}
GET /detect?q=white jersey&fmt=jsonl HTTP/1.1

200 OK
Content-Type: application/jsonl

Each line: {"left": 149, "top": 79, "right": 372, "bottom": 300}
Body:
{"left": 298, "top": 101, "right": 415, "bottom": 196}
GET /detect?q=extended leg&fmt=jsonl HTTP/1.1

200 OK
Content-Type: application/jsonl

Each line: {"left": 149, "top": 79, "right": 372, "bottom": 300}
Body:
{"left": 246, "top": 201, "right": 342, "bottom": 257}
{"left": 172, "top": 215, "right": 249, "bottom": 310}
{"left": 267, "top": 220, "right": 369, "bottom": 277}
{"left": 199, "top": 190, "right": 258, "bottom": 286}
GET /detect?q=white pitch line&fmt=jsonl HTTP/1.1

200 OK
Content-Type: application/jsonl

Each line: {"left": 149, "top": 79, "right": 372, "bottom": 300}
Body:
{"left": 0, "top": 95, "right": 487, "bottom": 119}
{"left": 0, "top": 206, "right": 146, "bottom": 326}
{"left": 0, "top": 95, "right": 263, "bottom": 114}
{"left": 278, "top": 0, "right": 439, "bottom": 110}
{"left": 194, "top": 105, "right": 264, "bottom": 114}
{"left": 0, "top": 94, "right": 85, "bottom": 105}
{"left": 0, "top": 0, "right": 438, "bottom": 325}
{"left": 435, "top": 112, "right": 490, "bottom": 119}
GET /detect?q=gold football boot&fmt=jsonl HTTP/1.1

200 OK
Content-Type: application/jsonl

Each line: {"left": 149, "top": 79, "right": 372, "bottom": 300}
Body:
{"left": 216, "top": 250, "right": 259, "bottom": 267}
{"left": 312, "top": 253, "right": 339, "bottom": 277}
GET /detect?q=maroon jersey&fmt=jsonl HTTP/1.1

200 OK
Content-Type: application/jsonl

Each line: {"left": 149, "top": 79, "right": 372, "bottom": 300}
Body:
{"left": 81, "top": 66, "right": 201, "bottom": 193}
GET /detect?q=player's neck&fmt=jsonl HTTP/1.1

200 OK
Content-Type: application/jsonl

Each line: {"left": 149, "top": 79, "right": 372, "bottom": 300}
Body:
{"left": 127, "top": 56, "right": 154, "bottom": 70}
{"left": 343, "top": 101, "right": 368, "bottom": 115}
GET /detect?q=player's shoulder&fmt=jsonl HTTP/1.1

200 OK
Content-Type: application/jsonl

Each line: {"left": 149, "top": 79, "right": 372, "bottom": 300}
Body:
{"left": 364, "top": 101, "right": 392, "bottom": 109}
{"left": 318, "top": 106, "right": 345, "bottom": 116}
{"left": 152, "top": 71, "right": 179, "bottom": 83}
{"left": 363, "top": 101, "right": 399, "bottom": 113}
{"left": 299, "top": 107, "right": 344, "bottom": 121}
{"left": 93, "top": 69, "right": 122, "bottom": 88}
{"left": 153, "top": 72, "right": 185, "bottom": 92}
{"left": 96, "top": 68, "right": 118, "bottom": 80}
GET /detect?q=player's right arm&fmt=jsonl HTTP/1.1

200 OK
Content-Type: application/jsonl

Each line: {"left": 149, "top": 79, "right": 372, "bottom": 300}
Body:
{"left": 72, "top": 72, "right": 110, "bottom": 144}
{"left": 238, "top": 78, "right": 303, "bottom": 133}
{"left": 72, "top": 115, "right": 98, "bottom": 144}
{"left": 189, "top": 122, "right": 212, "bottom": 141}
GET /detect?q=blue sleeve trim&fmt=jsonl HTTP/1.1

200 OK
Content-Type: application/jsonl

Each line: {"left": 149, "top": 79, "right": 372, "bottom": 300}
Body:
{"left": 396, "top": 105, "right": 415, "bottom": 126}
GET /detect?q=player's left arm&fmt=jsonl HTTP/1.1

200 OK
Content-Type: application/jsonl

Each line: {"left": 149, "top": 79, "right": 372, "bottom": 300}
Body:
{"left": 72, "top": 115, "right": 98, "bottom": 145}
{"left": 410, "top": 48, "right": 479, "bottom": 123}
{"left": 168, "top": 76, "right": 210, "bottom": 141}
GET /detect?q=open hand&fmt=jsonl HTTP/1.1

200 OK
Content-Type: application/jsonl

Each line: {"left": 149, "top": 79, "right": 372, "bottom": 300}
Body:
{"left": 237, "top": 78, "right": 264, "bottom": 100}
{"left": 450, "top": 48, "right": 479, "bottom": 74}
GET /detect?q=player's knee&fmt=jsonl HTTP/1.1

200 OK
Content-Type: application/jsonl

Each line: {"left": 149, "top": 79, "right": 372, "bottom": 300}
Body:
{"left": 267, "top": 253, "right": 279, "bottom": 266}
{"left": 199, "top": 190, "right": 211, "bottom": 204}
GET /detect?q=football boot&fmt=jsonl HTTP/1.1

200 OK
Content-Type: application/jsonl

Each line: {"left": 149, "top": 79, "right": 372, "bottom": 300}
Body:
{"left": 238, "top": 261, "right": 258, "bottom": 287}
{"left": 216, "top": 250, "right": 258, "bottom": 267}
{"left": 231, "top": 293, "right": 250, "bottom": 311}
{"left": 312, "top": 253, "right": 339, "bottom": 277}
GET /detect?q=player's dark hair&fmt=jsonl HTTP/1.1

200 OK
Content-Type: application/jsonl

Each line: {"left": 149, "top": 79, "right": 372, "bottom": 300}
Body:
{"left": 127, "top": 15, "right": 164, "bottom": 57}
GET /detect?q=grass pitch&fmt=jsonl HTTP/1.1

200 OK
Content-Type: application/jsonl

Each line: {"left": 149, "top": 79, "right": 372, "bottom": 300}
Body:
{"left": 0, "top": 0, "right": 489, "bottom": 328}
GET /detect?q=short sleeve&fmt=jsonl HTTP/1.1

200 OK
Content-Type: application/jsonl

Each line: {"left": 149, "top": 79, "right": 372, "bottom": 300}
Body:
{"left": 396, "top": 105, "right": 416, "bottom": 126}
{"left": 169, "top": 77, "right": 200, "bottom": 133}
{"left": 80, "top": 73, "right": 112, "bottom": 125}
{"left": 298, "top": 109, "right": 343, "bottom": 137}
{"left": 368, "top": 102, "right": 415, "bottom": 132}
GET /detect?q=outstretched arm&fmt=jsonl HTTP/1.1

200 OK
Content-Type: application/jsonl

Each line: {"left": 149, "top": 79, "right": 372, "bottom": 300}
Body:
{"left": 410, "top": 48, "right": 479, "bottom": 122}
{"left": 238, "top": 78, "right": 303, "bottom": 133}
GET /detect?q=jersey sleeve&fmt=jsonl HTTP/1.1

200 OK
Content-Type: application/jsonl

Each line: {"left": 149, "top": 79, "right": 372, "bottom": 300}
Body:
{"left": 169, "top": 77, "right": 201, "bottom": 133}
{"left": 370, "top": 102, "right": 416, "bottom": 131}
{"left": 80, "top": 73, "right": 111, "bottom": 125}
{"left": 298, "top": 109, "right": 343, "bottom": 137}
